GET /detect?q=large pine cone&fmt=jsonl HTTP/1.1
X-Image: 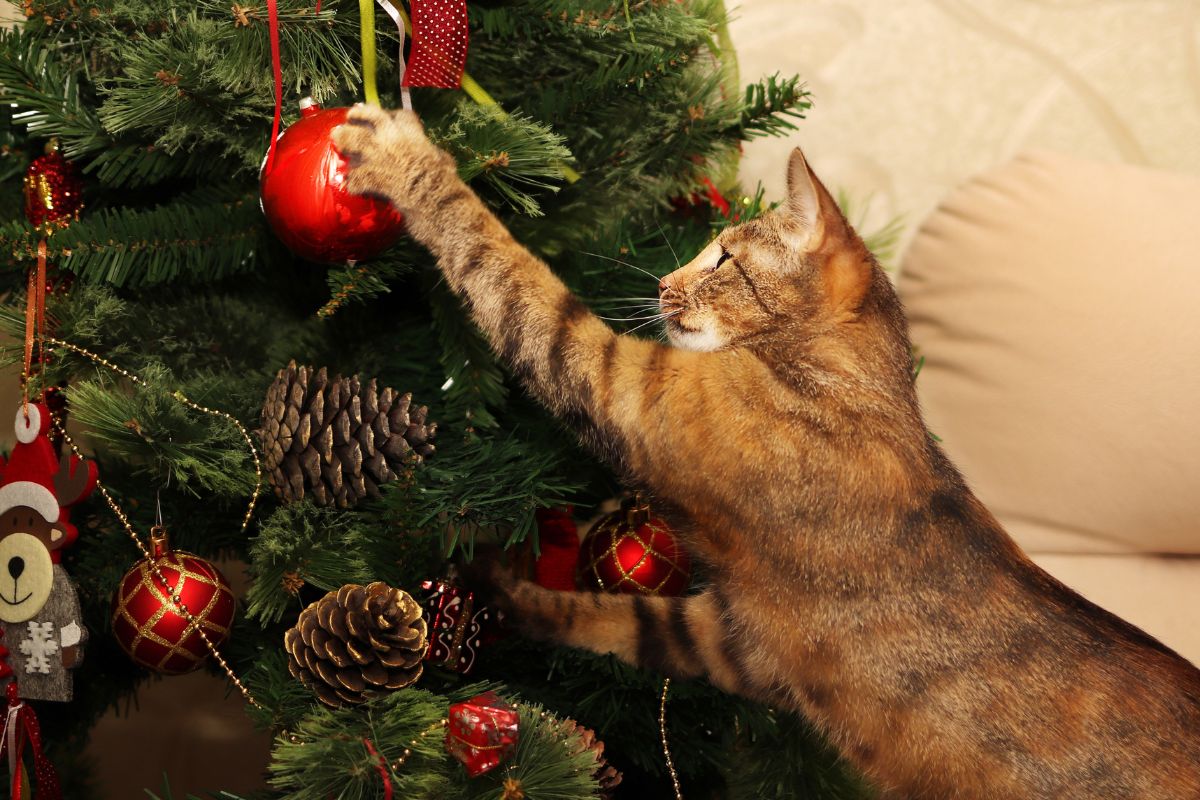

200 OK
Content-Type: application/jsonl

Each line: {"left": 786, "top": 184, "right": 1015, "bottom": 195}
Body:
{"left": 284, "top": 582, "right": 428, "bottom": 707}
{"left": 260, "top": 361, "right": 436, "bottom": 508}
{"left": 561, "top": 718, "right": 623, "bottom": 797}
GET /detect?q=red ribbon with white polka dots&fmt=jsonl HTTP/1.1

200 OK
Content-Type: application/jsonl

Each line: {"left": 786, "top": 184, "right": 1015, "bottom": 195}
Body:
{"left": 401, "top": 0, "right": 469, "bottom": 90}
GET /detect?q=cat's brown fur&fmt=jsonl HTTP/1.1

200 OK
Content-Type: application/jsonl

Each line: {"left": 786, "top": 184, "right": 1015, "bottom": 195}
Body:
{"left": 334, "top": 106, "right": 1200, "bottom": 799}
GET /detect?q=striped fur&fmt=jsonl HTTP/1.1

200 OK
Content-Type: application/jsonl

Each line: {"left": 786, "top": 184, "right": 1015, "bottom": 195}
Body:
{"left": 334, "top": 106, "right": 1200, "bottom": 799}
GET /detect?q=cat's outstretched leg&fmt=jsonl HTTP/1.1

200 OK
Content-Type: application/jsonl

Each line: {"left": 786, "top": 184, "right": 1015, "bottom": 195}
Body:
{"left": 332, "top": 107, "right": 756, "bottom": 498}
{"left": 475, "top": 560, "right": 752, "bottom": 696}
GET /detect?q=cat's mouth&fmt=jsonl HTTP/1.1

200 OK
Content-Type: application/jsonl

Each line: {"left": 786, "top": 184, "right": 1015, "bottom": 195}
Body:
{"left": 665, "top": 318, "right": 697, "bottom": 334}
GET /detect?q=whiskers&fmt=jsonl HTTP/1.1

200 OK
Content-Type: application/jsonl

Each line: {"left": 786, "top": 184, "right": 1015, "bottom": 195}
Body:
{"left": 622, "top": 308, "right": 681, "bottom": 336}
{"left": 580, "top": 250, "right": 664, "bottom": 284}
{"left": 580, "top": 228, "right": 683, "bottom": 338}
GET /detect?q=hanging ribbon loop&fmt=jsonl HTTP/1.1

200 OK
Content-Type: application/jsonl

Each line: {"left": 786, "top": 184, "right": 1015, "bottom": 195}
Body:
{"left": 264, "top": 0, "right": 284, "bottom": 174}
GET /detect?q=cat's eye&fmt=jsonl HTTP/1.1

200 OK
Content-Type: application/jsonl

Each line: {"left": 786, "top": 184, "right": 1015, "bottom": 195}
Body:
{"left": 707, "top": 248, "right": 733, "bottom": 273}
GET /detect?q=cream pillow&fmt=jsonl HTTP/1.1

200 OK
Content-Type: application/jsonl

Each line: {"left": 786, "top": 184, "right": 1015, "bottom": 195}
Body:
{"left": 898, "top": 151, "right": 1200, "bottom": 555}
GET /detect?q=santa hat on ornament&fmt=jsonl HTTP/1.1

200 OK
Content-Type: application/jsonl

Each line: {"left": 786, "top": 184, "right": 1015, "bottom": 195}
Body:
{"left": 0, "top": 402, "right": 97, "bottom": 560}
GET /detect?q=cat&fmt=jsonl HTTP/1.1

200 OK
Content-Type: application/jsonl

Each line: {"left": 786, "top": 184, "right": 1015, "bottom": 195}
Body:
{"left": 333, "top": 106, "right": 1200, "bottom": 800}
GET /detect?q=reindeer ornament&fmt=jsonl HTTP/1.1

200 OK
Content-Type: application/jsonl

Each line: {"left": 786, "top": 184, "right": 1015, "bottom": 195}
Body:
{"left": 0, "top": 402, "right": 97, "bottom": 702}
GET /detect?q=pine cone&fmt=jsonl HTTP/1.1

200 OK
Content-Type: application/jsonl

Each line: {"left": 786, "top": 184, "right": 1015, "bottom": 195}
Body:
{"left": 560, "top": 718, "right": 623, "bottom": 797}
{"left": 260, "top": 361, "right": 437, "bottom": 508}
{"left": 284, "top": 582, "right": 428, "bottom": 708}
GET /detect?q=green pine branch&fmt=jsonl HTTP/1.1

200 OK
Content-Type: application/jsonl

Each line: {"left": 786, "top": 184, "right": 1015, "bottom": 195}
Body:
{"left": 0, "top": 193, "right": 269, "bottom": 286}
{"left": 732, "top": 73, "right": 812, "bottom": 139}
{"left": 0, "top": 28, "right": 110, "bottom": 157}
{"left": 436, "top": 101, "right": 574, "bottom": 217}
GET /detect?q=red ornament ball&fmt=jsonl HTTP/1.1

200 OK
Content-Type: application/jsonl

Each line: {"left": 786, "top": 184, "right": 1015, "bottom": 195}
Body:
{"left": 23, "top": 146, "right": 84, "bottom": 233}
{"left": 259, "top": 98, "right": 404, "bottom": 264}
{"left": 578, "top": 496, "right": 691, "bottom": 596}
{"left": 111, "top": 530, "right": 236, "bottom": 674}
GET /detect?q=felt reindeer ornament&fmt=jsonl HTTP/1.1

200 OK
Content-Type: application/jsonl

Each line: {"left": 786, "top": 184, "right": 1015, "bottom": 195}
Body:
{"left": 0, "top": 401, "right": 97, "bottom": 702}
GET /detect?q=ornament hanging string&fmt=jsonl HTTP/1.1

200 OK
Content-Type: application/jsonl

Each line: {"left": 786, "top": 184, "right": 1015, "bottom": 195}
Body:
{"left": 41, "top": 337, "right": 263, "bottom": 708}
{"left": 358, "top": 0, "right": 381, "bottom": 106}
{"left": 22, "top": 240, "right": 48, "bottom": 411}
{"left": 264, "top": 0, "right": 284, "bottom": 173}
{"left": 375, "top": 0, "right": 412, "bottom": 110}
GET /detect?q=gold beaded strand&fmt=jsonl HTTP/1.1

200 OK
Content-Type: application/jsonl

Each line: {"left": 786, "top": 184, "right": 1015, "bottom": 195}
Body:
{"left": 53, "top": 420, "right": 262, "bottom": 708}
{"left": 44, "top": 336, "right": 262, "bottom": 532}
{"left": 40, "top": 336, "right": 263, "bottom": 708}
{"left": 660, "top": 678, "right": 683, "bottom": 800}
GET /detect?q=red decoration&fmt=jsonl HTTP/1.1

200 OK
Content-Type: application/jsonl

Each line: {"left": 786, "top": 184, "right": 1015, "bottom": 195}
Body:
{"left": 577, "top": 495, "right": 692, "bottom": 596}
{"left": 0, "top": 402, "right": 96, "bottom": 562}
{"left": 0, "top": 684, "right": 61, "bottom": 800}
{"left": 403, "top": 0, "right": 469, "bottom": 89}
{"left": 111, "top": 528, "right": 235, "bottom": 674}
{"left": 534, "top": 506, "right": 580, "bottom": 591}
{"left": 23, "top": 146, "right": 84, "bottom": 234}
{"left": 259, "top": 99, "right": 405, "bottom": 264}
{"left": 420, "top": 579, "right": 493, "bottom": 674}
{"left": 446, "top": 691, "right": 519, "bottom": 777}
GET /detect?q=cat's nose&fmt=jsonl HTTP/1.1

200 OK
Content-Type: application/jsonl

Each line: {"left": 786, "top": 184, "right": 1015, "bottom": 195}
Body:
{"left": 658, "top": 278, "right": 669, "bottom": 296}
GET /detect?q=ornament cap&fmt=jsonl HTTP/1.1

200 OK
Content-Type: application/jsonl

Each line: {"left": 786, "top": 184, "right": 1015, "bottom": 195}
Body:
{"left": 298, "top": 96, "right": 320, "bottom": 116}
{"left": 624, "top": 492, "right": 650, "bottom": 528}
{"left": 149, "top": 525, "right": 170, "bottom": 558}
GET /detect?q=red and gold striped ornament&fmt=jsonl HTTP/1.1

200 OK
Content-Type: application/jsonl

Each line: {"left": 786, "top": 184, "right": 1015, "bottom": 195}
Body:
{"left": 577, "top": 495, "right": 691, "bottom": 597}
{"left": 111, "top": 527, "right": 236, "bottom": 674}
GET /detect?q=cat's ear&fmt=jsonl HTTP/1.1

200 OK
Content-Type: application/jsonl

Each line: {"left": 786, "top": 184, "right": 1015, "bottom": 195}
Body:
{"left": 782, "top": 147, "right": 827, "bottom": 248}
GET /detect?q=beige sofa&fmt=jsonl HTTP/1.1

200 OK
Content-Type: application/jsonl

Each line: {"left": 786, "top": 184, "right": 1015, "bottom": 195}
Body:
{"left": 897, "top": 150, "right": 1200, "bottom": 665}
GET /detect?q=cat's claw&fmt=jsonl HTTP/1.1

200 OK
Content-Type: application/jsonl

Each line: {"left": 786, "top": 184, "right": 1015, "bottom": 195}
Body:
{"left": 331, "top": 105, "right": 445, "bottom": 212}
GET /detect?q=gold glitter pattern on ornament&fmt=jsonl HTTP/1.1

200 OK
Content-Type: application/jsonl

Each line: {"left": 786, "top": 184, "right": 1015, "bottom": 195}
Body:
{"left": 579, "top": 516, "right": 687, "bottom": 594}
{"left": 111, "top": 547, "right": 235, "bottom": 672}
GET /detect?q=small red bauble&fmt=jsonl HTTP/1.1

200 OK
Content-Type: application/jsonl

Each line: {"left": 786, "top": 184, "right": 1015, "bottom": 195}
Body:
{"left": 259, "top": 98, "right": 404, "bottom": 264}
{"left": 111, "top": 528, "right": 236, "bottom": 674}
{"left": 23, "top": 144, "right": 84, "bottom": 233}
{"left": 578, "top": 495, "right": 691, "bottom": 596}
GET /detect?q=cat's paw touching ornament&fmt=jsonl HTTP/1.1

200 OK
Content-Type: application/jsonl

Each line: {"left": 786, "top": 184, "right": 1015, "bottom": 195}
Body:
{"left": 0, "top": 402, "right": 97, "bottom": 702}
{"left": 259, "top": 98, "right": 405, "bottom": 264}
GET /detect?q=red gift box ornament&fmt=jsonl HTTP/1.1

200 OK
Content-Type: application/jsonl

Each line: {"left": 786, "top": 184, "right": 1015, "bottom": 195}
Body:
{"left": 445, "top": 691, "right": 519, "bottom": 777}
{"left": 420, "top": 579, "right": 493, "bottom": 674}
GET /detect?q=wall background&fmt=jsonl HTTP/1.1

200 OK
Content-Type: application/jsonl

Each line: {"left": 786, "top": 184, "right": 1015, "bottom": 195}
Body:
{"left": 730, "top": 0, "right": 1200, "bottom": 254}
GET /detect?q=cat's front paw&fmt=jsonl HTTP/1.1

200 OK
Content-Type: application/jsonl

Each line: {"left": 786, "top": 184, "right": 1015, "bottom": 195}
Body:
{"left": 332, "top": 105, "right": 452, "bottom": 214}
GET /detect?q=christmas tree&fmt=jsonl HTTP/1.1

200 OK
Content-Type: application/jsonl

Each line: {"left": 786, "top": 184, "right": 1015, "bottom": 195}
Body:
{"left": 0, "top": 0, "right": 875, "bottom": 796}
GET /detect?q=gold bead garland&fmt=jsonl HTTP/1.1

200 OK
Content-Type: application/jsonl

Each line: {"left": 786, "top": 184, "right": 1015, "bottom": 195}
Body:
{"left": 45, "top": 336, "right": 262, "bottom": 533}
{"left": 660, "top": 678, "right": 683, "bottom": 800}
{"left": 42, "top": 336, "right": 263, "bottom": 708}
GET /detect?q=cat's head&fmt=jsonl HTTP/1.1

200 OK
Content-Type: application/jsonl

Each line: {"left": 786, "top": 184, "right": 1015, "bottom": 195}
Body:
{"left": 660, "top": 148, "right": 877, "bottom": 352}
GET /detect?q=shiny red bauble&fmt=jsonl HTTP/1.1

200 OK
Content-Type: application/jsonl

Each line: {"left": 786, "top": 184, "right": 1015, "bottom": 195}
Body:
{"left": 259, "top": 99, "right": 405, "bottom": 264}
{"left": 23, "top": 146, "right": 84, "bottom": 233}
{"left": 111, "top": 529, "right": 236, "bottom": 674}
{"left": 578, "top": 496, "right": 692, "bottom": 596}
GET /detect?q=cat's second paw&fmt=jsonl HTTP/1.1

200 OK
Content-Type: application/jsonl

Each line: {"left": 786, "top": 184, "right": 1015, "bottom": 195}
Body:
{"left": 332, "top": 105, "right": 452, "bottom": 213}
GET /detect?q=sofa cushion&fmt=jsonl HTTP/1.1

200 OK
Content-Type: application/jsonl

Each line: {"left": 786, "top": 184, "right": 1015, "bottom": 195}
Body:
{"left": 898, "top": 151, "right": 1200, "bottom": 555}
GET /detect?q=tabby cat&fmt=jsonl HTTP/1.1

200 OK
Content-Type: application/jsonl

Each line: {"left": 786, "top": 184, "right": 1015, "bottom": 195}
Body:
{"left": 333, "top": 106, "right": 1200, "bottom": 799}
